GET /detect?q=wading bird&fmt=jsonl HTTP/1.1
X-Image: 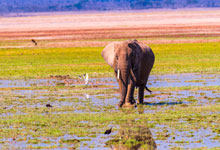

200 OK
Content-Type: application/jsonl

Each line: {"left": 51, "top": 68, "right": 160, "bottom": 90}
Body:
{"left": 83, "top": 73, "right": 89, "bottom": 85}
{"left": 85, "top": 94, "right": 90, "bottom": 99}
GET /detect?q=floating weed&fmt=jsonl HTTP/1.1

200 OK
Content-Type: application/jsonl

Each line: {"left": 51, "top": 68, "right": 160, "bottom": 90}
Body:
{"left": 175, "top": 140, "right": 186, "bottom": 144}
{"left": 56, "top": 82, "right": 65, "bottom": 86}
{"left": 144, "top": 94, "right": 156, "bottom": 98}
{"left": 211, "top": 135, "right": 220, "bottom": 141}
{"left": 212, "top": 90, "right": 218, "bottom": 94}
{"left": 60, "top": 138, "right": 80, "bottom": 144}
{"left": 212, "top": 129, "right": 220, "bottom": 134}
{"left": 181, "top": 96, "right": 198, "bottom": 103}
{"left": 170, "top": 147, "right": 182, "bottom": 150}
{"left": 185, "top": 80, "right": 205, "bottom": 83}
{"left": 200, "top": 92, "right": 206, "bottom": 96}
{"left": 80, "top": 138, "right": 92, "bottom": 141}
{"left": 194, "top": 140, "right": 203, "bottom": 143}
{"left": 103, "top": 105, "right": 115, "bottom": 110}
{"left": 96, "top": 94, "right": 116, "bottom": 100}
{"left": 156, "top": 133, "right": 169, "bottom": 140}
{"left": 27, "top": 145, "right": 58, "bottom": 149}
{"left": 180, "top": 104, "right": 189, "bottom": 107}
{"left": 27, "top": 138, "right": 41, "bottom": 144}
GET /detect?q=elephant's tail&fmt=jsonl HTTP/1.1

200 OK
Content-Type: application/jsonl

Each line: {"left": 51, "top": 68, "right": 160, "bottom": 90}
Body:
{"left": 145, "top": 86, "right": 152, "bottom": 94}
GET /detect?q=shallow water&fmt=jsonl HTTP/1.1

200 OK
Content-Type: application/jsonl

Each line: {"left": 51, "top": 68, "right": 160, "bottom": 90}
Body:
{"left": 0, "top": 73, "right": 219, "bottom": 89}
{"left": 0, "top": 73, "right": 219, "bottom": 149}
{"left": 153, "top": 125, "right": 220, "bottom": 149}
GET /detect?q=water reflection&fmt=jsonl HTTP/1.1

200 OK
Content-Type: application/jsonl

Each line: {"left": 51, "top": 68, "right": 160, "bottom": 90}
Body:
{"left": 106, "top": 119, "right": 157, "bottom": 150}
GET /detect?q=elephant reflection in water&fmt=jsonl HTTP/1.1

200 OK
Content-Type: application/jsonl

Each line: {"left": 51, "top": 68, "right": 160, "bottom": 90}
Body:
{"left": 106, "top": 119, "right": 157, "bottom": 150}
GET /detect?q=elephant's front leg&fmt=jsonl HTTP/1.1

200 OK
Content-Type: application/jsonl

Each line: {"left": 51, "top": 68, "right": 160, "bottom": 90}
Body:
{"left": 125, "top": 80, "right": 136, "bottom": 105}
{"left": 129, "top": 83, "right": 136, "bottom": 104}
{"left": 138, "top": 85, "right": 145, "bottom": 104}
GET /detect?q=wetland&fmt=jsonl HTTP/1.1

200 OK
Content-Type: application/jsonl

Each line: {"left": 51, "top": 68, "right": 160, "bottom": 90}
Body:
{"left": 0, "top": 9, "right": 220, "bottom": 149}
{"left": 0, "top": 73, "right": 219, "bottom": 149}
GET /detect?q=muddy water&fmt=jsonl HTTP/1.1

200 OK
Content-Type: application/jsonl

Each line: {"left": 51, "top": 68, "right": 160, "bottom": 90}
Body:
{"left": 0, "top": 73, "right": 219, "bottom": 110}
{"left": 0, "top": 73, "right": 219, "bottom": 88}
{"left": 0, "top": 73, "right": 219, "bottom": 149}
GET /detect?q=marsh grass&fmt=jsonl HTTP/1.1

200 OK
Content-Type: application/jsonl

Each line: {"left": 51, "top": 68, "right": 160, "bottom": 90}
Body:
{"left": 150, "top": 42, "right": 220, "bottom": 74}
{"left": 0, "top": 40, "right": 219, "bottom": 149}
{"left": 0, "top": 42, "right": 219, "bottom": 79}
{"left": 0, "top": 83, "right": 219, "bottom": 149}
{"left": 0, "top": 104, "right": 219, "bottom": 143}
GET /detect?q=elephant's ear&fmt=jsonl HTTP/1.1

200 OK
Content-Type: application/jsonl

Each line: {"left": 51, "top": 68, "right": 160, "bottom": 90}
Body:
{"left": 101, "top": 42, "right": 118, "bottom": 68}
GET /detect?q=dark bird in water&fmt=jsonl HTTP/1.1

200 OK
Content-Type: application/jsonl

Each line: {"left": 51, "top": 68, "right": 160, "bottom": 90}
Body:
{"left": 145, "top": 86, "right": 152, "bottom": 94}
{"left": 46, "top": 104, "right": 52, "bottom": 108}
{"left": 104, "top": 127, "right": 112, "bottom": 135}
{"left": 31, "top": 39, "right": 37, "bottom": 46}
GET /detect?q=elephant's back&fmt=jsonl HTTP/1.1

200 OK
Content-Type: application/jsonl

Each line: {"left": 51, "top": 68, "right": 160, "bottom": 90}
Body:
{"left": 138, "top": 42, "right": 154, "bottom": 60}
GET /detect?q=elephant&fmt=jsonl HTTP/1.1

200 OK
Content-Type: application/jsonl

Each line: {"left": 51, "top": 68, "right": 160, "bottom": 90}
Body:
{"left": 101, "top": 39, "right": 155, "bottom": 107}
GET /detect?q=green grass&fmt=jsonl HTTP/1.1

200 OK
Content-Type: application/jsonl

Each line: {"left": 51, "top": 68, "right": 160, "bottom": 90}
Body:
{"left": 0, "top": 104, "right": 219, "bottom": 138}
{"left": 0, "top": 47, "right": 108, "bottom": 79}
{"left": 151, "top": 42, "right": 220, "bottom": 74}
{"left": 0, "top": 42, "right": 219, "bottom": 79}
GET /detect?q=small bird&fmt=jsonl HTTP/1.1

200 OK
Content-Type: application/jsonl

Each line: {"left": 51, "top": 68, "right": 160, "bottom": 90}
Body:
{"left": 83, "top": 73, "right": 89, "bottom": 85}
{"left": 104, "top": 127, "right": 112, "bottom": 135}
{"left": 46, "top": 104, "right": 52, "bottom": 108}
{"left": 85, "top": 94, "right": 90, "bottom": 99}
{"left": 31, "top": 39, "right": 37, "bottom": 46}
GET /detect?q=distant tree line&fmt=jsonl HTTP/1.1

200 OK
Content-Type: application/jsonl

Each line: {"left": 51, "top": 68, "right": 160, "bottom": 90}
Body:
{"left": 0, "top": 0, "right": 219, "bottom": 13}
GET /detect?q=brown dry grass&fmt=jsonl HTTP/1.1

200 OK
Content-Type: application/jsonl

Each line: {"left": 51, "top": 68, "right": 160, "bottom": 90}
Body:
{"left": 0, "top": 8, "right": 220, "bottom": 47}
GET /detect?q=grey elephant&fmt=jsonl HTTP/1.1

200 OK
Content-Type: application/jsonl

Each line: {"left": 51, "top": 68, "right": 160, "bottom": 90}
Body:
{"left": 101, "top": 40, "right": 155, "bottom": 107}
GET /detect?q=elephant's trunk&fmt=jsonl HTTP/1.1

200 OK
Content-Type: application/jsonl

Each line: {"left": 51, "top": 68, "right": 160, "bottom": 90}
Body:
{"left": 118, "top": 64, "right": 129, "bottom": 106}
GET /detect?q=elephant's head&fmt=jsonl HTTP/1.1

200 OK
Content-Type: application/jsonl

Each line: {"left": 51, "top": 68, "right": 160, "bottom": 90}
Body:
{"left": 102, "top": 40, "right": 141, "bottom": 106}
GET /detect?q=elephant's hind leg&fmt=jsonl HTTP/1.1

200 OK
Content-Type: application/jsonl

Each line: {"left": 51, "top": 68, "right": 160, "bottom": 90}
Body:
{"left": 138, "top": 86, "right": 145, "bottom": 104}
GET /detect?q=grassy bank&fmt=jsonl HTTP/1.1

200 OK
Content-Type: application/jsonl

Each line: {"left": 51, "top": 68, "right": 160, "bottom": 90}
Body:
{"left": 0, "top": 42, "right": 219, "bottom": 79}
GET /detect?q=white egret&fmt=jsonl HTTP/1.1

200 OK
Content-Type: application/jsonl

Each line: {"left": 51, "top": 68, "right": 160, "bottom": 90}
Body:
{"left": 83, "top": 73, "right": 89, "bottom": 85}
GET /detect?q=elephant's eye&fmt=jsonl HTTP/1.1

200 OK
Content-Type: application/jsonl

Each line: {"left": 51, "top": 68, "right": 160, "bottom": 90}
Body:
{"left": 116, "top": 55, "right": 118, "bottom": 60}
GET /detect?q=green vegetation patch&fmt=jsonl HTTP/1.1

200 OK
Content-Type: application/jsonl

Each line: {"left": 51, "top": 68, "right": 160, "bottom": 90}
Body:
{"left": 0, "top": 42, "right": 219, "bottom": 79}
{"left": 150, "top": 42, "right": 220, "bottom": 75}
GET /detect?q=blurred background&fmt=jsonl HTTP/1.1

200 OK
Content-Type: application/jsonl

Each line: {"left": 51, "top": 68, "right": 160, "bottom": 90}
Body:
{"left": 0, "top": 0, "right": 220, "bottom": 14}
